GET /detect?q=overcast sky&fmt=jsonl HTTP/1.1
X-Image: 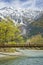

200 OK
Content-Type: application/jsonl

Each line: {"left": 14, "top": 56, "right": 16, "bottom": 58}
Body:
{"left": 0, "top": 0, "right": 43, "bottom": 10}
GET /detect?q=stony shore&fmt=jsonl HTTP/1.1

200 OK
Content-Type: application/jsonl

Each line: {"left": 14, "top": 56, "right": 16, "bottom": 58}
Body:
{"left": 0, "top": 50, "right": 43, "bottom": 58}
{"left": 0, "top": 52, "right": 23, "bottom": 58}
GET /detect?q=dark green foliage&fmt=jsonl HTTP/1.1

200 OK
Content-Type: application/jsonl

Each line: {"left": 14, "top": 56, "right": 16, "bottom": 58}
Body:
{"left": 27, "top": 15, "right": 43, "bottom": 38}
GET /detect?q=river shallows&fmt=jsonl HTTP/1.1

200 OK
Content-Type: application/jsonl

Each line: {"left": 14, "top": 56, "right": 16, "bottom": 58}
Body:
{"left": 0, "top": 56, "right": 43, "bottom": 65}
{"left": 0, "top": 50, "right": 43, "bottom": 65}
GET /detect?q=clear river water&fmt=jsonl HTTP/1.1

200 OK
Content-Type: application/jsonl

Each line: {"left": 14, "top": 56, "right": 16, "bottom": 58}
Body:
{"left": 0, "top": 50, "right": 43, "bottom": 65}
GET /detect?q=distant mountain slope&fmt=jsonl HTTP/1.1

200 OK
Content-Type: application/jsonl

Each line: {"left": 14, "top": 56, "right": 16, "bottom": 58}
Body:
{"left": 27, "top": 14, "right": 43, "bottom": 37}
{"left": 0, "top": 7, "right": 43, "bottom": 38}
{"left": 31, "top": 14, "right": 43, "bottom": 27}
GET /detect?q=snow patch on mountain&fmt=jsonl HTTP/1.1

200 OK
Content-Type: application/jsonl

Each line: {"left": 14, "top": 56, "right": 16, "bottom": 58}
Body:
{"left": 0, "top": 7, "right": 43, "bottom": 25}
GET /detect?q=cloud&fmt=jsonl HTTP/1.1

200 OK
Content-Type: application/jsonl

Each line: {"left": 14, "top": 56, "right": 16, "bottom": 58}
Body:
{"left": 0, "top": 0, "right": 43, "bottom": 10}
{"left": 0, "top": 0, "right": 10, "bottom": 8}
{"left": 0, "top": 0, "right": 22, "bottom": 9}
{"left": 10, "top": 0, "right": 22, "bottom": 9}
{"left": 36, "top": 0, "right": 43, "bottom": 8}
{"left": 0, "top": 2, "right": 7, "bottom": 8}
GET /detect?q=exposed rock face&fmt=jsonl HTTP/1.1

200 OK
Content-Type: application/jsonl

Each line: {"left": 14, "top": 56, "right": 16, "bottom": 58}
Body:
{"left": 0, "top": 7, "right": 43, "bottom": 37}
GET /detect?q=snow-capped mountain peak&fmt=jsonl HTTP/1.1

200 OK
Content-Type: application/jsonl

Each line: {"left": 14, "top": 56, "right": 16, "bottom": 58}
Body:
{"left": 0, "top": 7, "right": 43, "bottom": 25}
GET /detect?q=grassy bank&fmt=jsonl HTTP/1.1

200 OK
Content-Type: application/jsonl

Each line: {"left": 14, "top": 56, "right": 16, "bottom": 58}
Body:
{"left": 0, "top": 48, "right": 16, "bottom": 53}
